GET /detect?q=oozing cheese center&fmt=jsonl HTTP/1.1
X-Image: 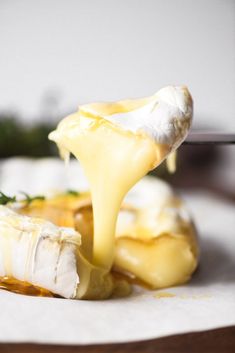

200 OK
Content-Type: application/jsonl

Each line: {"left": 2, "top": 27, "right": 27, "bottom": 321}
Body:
{"left": 49, "top": 86, "right": 193, "bottom": 298}
{"left": 49, "top": 113, "right": 170, "bottom": 270}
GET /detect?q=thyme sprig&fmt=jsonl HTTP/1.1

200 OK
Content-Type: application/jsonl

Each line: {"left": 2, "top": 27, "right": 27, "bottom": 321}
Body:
{"left": 0, "top": 191, "right": 17, "bottom": 205}
{"left": 20, "top": 192, "right": 45, "bottom": 205}
{"left": 0, "top": 189, "right": 80, "bottom": 206}
{"left": 0, "top": 191, "right": 45, "bottom": 206}
{"left": 66, "top": 189, "right": 80, "bottom": 196}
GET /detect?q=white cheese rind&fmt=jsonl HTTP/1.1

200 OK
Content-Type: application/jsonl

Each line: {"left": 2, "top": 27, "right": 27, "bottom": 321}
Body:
{"left": 117, "top": 175, "right": 195, "bottom": 240}
{"left": 0, "top": 205, "right": 81, "bottom": 298}
{"left": 80, "top": 86, "right": 193, "bottom": 149}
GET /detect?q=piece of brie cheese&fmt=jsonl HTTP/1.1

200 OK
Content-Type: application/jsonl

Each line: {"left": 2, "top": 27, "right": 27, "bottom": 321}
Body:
{"left": 0, "top": 205, "right": 81, "bottom": 298}
{"left": 115, "top": 176, "right": 198, "bottom": 288}
{"left": 49, "top": 86, "right": 193, "bottom": 271}
{"left": 80, "top": 85, "right": 193, "bottom": 150}
{"left": 48, "top": 85, "right": 193, "bottom": 297}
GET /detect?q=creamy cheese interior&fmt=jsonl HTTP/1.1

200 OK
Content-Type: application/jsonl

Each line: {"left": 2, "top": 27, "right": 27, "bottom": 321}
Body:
{"left": 49, "top": 114, "right": 168, "bottom": 270}
{"left": 49, "top": 86, "right": 193, "bottom": 297}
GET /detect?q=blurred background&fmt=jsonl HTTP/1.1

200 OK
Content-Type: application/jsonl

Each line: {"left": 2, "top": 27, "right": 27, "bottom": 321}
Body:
{"left": 0, "top": 0, "right": 234, "bottom": 196}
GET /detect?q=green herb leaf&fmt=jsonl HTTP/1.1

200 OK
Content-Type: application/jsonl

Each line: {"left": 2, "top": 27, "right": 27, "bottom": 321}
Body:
{"left": 0, "top": 191, "right": 17, "bottom": 205}
{"left": 20, "top": 192, "right": 45, "bottom": 205}
{"left": 66, "top": 189, "right": 80, "bottom": 196}
{"left": 0, "top": 191, "right": 46, "bottom": 206}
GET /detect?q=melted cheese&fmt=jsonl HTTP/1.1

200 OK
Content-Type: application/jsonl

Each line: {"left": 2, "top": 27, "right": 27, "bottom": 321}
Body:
{"left": 74, "top": 176, "right": 198, "bottom": 290}
{"left": 49, "top": 86, "right": 193, "bottom": 298}
{"left": 166, "top": 151, "right": 177, "bottom": 173}
{"left": 49, "top": 115, "right": 169, "bottom": 270}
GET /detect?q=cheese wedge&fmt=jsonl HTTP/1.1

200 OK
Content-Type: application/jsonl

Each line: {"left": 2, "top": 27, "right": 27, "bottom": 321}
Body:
{"left": 49, "top": 86, "right": 193, "bottom": 270}
{"left": 0, "top": 204, "right": 122, "bottom": 300}
{"left": 48, "top": 85, "right": 193, "bottom": 298}
{"left": 0, "top": 205, "right": 80, "bottom": 298}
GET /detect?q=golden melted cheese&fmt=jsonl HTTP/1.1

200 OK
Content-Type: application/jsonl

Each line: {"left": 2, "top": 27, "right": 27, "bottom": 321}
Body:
{"left": 48, "top": 87, "right": 193, "bottom": 298}
{"left": 49, "top": 114, "right": 169, "bottom": 271}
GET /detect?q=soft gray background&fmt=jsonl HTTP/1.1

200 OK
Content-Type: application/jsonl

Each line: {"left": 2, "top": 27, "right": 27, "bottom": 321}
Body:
{"left": 0, "top": 0, "right": 235, "bottom": 129}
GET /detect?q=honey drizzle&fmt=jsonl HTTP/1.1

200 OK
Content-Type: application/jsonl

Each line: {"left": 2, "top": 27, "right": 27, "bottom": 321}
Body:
{"left": 0, "top": 276, "right": 54, "bottom": 297}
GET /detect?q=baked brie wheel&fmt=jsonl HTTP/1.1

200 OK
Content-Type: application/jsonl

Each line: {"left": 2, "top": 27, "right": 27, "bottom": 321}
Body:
{"left": 0, "top": 86, "right": 198, "bottom": 299}
{"left": 0, "top": 176, "right": 198, "bottom": 298}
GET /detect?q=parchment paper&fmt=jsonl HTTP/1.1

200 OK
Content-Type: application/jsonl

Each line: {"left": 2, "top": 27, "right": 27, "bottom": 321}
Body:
{"left": 0, "top": 158, "right": 234, "bottom": 345}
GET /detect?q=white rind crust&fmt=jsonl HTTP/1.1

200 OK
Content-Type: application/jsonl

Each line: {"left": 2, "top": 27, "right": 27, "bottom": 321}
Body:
{"left": 115, "top": 175, "right": 198, "bottom": 289}
{"left": 80, "top": 86, "right": 193, "bottom": 150}
{"left": 0, "top": 206, "right": 81, "bottom": 298}
{"left": 118, "top": 175, "right": 195, "bottom": 239}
